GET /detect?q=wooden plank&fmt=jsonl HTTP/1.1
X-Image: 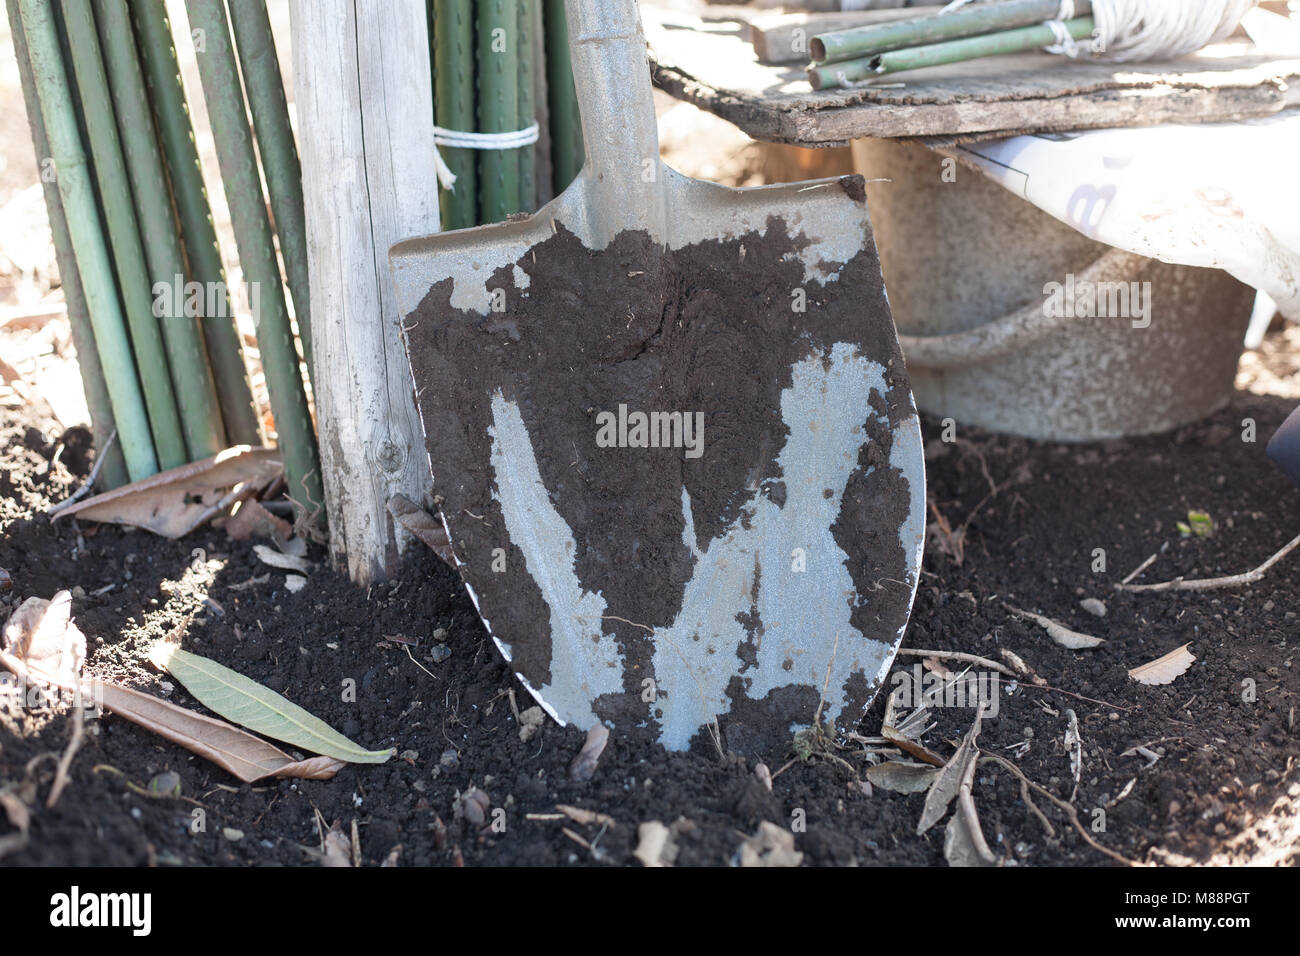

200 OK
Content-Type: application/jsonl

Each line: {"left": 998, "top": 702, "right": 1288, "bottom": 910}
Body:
{"left": 644, "top": 4, "right": 1300, "bottom": 145}
{"left": 290, "top": 0, "right": 438, "bottom": 584}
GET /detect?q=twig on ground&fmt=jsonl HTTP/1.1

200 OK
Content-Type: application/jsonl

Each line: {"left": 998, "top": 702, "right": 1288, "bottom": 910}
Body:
{"left": 47, "top": 703, "right": 85, "bottom": 808}
{"left": 47, "top": 429, "right": 117, "bottom": 517}
{"left": 1014, "top": 681, "right": 1135, "bottom": 712}
{"left": 896, "top": 647, "right": 1017, "bottom": 677}
{"left": 979, "top": 750, "right": 1136, "bottom": 866}
{"left": 404, "top": 645, "right": 438, "bottom": 682}
{"left": 1017, "top": 774, "right": 1056, "bottom": 837}
{"left": 1120, "top": 553, "right": 1157, "bottom": 585}
{"left": 813, "top": 633, "right": 841, "bottom": 727}
{"left": 927, "top": 498, "right": 966, "bottom": 565}
{"left": 1116, "top": 532, "right": 1300, "bottom": 593}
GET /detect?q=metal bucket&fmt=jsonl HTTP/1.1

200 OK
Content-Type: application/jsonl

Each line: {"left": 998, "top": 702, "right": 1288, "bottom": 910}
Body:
{"left": 852, "top": 138, "right": 1256, "bottom": 442}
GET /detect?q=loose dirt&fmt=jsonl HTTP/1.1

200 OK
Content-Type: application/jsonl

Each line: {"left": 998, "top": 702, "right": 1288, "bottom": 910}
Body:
{"left": 1, "top": 386, "right": 1298, "bottom": 866}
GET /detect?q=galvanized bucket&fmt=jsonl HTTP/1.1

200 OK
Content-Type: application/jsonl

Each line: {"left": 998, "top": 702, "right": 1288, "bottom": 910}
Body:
{"left": 852, "top": 138, "right": 1256, "bottom": 442}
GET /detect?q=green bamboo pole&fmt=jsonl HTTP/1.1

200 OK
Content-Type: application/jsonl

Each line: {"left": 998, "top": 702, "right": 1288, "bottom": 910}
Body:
{"left": 62, "top": 0, "right": 187, "bottom": 471}
{"left": 95, "top": 0, "right": 226, "bottom": 461}
{"left": 227, "top": 0, "right": 312, "bottom": 383}
{"left": 7, "top": 0, "right": 128, "bottom": 489}
{"left": 128, "top": 0, "right": 263, "bottom": 447}
{"left": 808, "top": 17, "right": 1095, "bottom": 88}
{"left": 476, "top": 0, "right": 520, "bottom": 223}
{"left": 184, "top": 0, "right": 322, "bottom": 520}
{"left": 812, "top": 0, "right": 1092, "bottom": 63}
{"left": 433, "top": 0, "right": 477, "bottom": 229}
{"left": 529, "top": 0, "right": 553, "bottom": 208}
{"left": 17, "top": 0, "right": 157, "bottom": 481}
{"left": 543, "top": 0, "right": 581, "bottom": 194}
{"left": 516, "top": 0, "right": 535, "bottom": 214}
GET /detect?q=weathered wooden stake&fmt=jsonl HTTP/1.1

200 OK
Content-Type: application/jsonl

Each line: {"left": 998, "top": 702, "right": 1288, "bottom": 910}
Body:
{"left": 290, "top": 0, "right": 439, "bottom": 584}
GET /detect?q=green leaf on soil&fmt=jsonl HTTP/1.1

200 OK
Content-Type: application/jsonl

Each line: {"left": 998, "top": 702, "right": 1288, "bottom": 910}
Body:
{"left": 149, "top": 644, "right": 393, "bottom": 764}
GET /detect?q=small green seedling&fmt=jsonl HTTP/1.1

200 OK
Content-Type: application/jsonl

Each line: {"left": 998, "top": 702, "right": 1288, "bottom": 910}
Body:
{"left": 1176, "top": 510, "right": 1214, "bottom": 538}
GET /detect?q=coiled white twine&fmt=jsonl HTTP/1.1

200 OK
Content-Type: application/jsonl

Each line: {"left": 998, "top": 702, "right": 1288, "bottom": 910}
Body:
{"left": 1073, "top": 0, "right": 1255, "bottom": 60}
{"left": 944, "top": 0, "right": 1257, "bottom": 61}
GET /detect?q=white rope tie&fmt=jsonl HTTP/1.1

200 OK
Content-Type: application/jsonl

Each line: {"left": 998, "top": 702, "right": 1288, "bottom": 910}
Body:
{"left": 1056, "top": 0, "right": 1257, "bottom": 61}
{"left": 430, "top": 121, "right": 541, "bottom": 191}
{"left": 1044, "top": 0, "right": 1081, "bottom": 56}
{"left": 940, "top": 0, "right": 1255, "bottom": 61}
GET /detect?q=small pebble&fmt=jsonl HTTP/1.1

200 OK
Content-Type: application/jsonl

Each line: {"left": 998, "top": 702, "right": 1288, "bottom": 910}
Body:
{"left": 223, "top": 827, "right": 244, "bottom": 842}
{"left": 429, "top": 644, "right": 452, "bottom": 664}
{"left": 439, "top": 748, "right": 459, "bottom": 769}
{"left": 1080, "top": 597, "right": 1107, "bottom": 618}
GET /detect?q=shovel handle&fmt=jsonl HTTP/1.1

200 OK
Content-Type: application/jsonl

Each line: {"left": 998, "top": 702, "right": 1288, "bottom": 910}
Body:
{"left": 565, "top": 0, "right": 664, "bottom": 243}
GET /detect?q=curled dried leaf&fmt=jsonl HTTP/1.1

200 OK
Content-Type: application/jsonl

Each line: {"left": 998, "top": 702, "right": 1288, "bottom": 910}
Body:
{"left": 918, "top": 709, "right": 984, "bottom": 835}
{"left": 1128, "top": 643, "right": 1195, "bottom": 686}
{"left": 2, "top": 591, "right": 85, "bottom": 687}
{"left": 570, "top": 724, "right": 610, "bottom": 782}
{"left": 94, "top": 682, "right": 344, "bottom": 783}
{"left": 1005, "top": 603, "right": 1105, "bottom": 650}
{"left": 52, "top": 446, "right": 281, "bottom": 536}
{"left": 866, "top": 761, "right": 939, "bottom": 794}
{"left": 882, "top": 726, "right": 945, "bottom": 767}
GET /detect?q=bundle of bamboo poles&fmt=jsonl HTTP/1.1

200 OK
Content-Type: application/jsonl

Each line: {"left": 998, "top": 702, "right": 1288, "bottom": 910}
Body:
{"left": 808, "top": 0, "right": 1096, "bottom": 89}
{"left": 10, "top": 0, "right": 321, "bottom": 524}
{"left": 430, "top": 0, "right": 584, "bottom": 230}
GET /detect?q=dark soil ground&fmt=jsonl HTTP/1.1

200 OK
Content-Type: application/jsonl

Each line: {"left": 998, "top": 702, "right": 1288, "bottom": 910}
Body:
{"left": 3, "top": 381, "right": 1298, "bottom": 868}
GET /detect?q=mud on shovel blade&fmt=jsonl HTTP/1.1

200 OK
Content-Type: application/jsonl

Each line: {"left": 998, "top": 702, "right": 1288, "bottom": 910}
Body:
{"left": 390, "top": 0, "right": 925, "bottom": 758}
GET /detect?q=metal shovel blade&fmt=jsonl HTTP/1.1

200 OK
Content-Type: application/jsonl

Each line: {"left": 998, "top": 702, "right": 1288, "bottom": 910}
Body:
{"left": 390, "top": 0, "right": 924, "bottom": 757}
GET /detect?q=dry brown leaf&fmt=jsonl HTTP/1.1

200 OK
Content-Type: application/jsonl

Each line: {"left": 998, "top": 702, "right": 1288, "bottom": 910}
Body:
{"left": 2, "top": 592, "right": 85, "bottom": 687}
{"left": 1005, "top": 603, "right": 1105, "bottom": 650}
{"left": 252, "top": 544, "right": 312, "bottom": 574}
{"left": 0, "top": 597, "right": 342, "bottom": 784}
{"left": 1065, "top": 708, "right": 1083, "bottom": 799}
{"left": 882, "top": 726, "right": 945, "bottom": 767}
{"left": 0, "top": 791, "right": 30, "bottom": 833}
{"left": 1128, "top": 643, "right": 1196, "bottom": 686}
{"left": 273, "top": 754, "right": 350, "bottom": 781}
{"left": 225, "top": 498, "right": 292, "bottom": 542}
{"left": 53, "top": 446, "right": 282, "bottom": 537}
{"left": 866, "top": 761, "right": 940, "bottom": 794}
{"left": 0, "top": 791, "right": 28, "bottom": 861}
{"left": 93, "top": 682, "right": 344, "bottom": 783}
{"left": 321, "top": 821, "right": 352, "bottom": 867}
{"left": 944, "top": 755, "right": 997, "bottom": 867}
{"left": 387, "top": 494, "right": 455, "bottom": 566}
{"left": 570, "top": 724, "right": 610, "bottom": 782}
{"left": 918, "top": 708, "right": 984, "bottom": 835}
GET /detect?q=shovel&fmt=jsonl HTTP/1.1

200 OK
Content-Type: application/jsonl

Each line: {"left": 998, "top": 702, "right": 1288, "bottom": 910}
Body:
{"left": 390, "top": 0, "right": 925, "bottom": 758}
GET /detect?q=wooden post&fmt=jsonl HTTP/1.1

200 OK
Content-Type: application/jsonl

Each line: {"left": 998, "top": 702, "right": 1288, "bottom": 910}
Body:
{"left": 290, "top": 0, "right": 439, "bottom": 584}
